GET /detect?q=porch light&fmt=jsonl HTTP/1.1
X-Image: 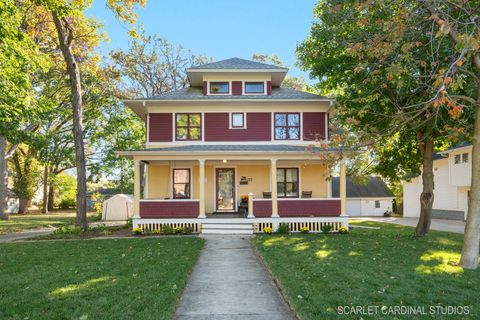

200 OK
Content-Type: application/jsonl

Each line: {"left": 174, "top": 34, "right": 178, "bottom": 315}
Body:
{"left": 222, "top": 159, "right": 227, "bottom": 163}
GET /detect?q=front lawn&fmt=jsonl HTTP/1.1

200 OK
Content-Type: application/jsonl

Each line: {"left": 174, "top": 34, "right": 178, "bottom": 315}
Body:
{"left": 0, "top": 210, "right": 98, "bottom": 234}
{"left": 252, "top": 221, "right": 480, "bottom": 320}
{"left": 0, "top": 237, "right": 204, "bottom": 320}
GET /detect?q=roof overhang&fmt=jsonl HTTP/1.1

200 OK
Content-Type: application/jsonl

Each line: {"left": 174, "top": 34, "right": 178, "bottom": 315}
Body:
{"left": 186, "top": 69, "right": 288, "bottom": 87}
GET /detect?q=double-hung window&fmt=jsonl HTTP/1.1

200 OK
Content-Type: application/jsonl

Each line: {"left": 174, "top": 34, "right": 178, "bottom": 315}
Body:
{"left": 277, "top": 168, "right": 299, "bottom": 198}
{"left": 173, "top": 169, "right": 191, "bottom": 199}
{"left": 274, "top": 113, "right": 300, "bottom": 140}
{"left": 176, "top": 113, "right": 201, "bottom": 140}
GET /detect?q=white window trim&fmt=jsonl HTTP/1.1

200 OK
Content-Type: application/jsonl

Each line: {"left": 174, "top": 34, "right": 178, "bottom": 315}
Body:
{"left": 242, "top": 81, "right": 267, "bottom": 95}
{"left": 229, "top": 112, "right": 247, "bottom": 129}
{"left": 207, "top": 81, "right": 231, "bottom": 96}
{"left": 171, "top": 166, "right": 193, "bottom": 200}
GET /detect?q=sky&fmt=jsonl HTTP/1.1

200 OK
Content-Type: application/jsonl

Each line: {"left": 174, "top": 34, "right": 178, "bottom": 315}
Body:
{"left": 87, "top": 0, "right": 318, "bottom": 82}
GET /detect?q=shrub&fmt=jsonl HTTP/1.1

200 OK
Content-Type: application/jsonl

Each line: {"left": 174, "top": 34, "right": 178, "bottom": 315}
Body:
{"left": 276, "top": 223, "right": 289, "bottom": 234}
{"left": 300, "top": 226, "right": 310, "bottom": 234}
{"left": 184, "top": 226, "right": 194, "bottom": 234}
{"left": 126, "top": 218, "right": 133, "bottom": 228}
{"left": 263, "top": 227, "right": 273, "bottom": 234}
{"left": 132, "top": 227, "right": 143, "bottom": 235}
{"left": 174, "top": 226, "right": 183, "bottom": 234}
{"left": 321, "top": 224, "right": 332, "bottom": 234}
{"left": 162, "top": 225, "right": 174, "bottom": 234}
{"left": 338, "top": 227, "right": 349, "bottom": 234}
{"left": 54, "top": 226, "right": 82, "bottom": 235}
{"left": 152, "top": 229, "right": 161, "bottom": 235}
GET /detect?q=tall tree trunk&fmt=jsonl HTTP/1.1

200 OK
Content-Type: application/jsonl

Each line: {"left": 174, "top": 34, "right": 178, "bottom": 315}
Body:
{"left": 42, "top": 166, "right": 48, "bottom": 214}
{"left": 48, "top": 179, "right": 55, "bottom": 211}
{"left": 415, "top": 138, "right": 434, "bottom": 236}
{"left": 18, "top": 198, "right": 28, "bottom": 214}
{"left": 52, "top": 12, "right": 87, "bottom": 229}
{"left": 0, "top": 136, "right": 9, "bottom": 220}
{"left": 460, "top": 104, "right": 480, "bottom": 269}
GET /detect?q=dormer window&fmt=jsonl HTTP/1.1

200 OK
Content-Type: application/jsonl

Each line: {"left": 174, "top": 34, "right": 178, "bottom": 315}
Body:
{"left": 209, "top": 82, "right": 229, "bottom": 94}
{"left": 244, "top": 82, "right": 265, "bottom": 94}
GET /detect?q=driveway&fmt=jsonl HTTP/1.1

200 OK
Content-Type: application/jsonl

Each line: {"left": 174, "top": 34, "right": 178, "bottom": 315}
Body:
{"left": 352, "top": 217, "right": 466, "bottom": 234}
{"left": 174, "top": 235, "right": 293, "bottom": 320}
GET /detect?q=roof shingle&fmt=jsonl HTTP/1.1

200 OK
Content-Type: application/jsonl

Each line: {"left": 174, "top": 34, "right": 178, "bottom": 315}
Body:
{"left": 331, "top": 176, "right": 394, "bottom": 198}
{"left": 188, "top": 57, "right": 287, "bottom": 70}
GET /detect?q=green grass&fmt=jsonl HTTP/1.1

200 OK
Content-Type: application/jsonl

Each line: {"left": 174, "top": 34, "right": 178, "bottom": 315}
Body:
{"left": 0, "top": 237, "right": 204, "bottom": 320}
{"left": 0, "top": 210, "right": 98, "bottom": 234}
{"left": 252, "top": 221, "right": 480, "bottom": 320}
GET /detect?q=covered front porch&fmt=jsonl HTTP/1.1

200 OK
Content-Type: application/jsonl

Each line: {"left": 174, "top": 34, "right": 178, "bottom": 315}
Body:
{"left": 119, "top": 146, "right": 348, "bottom": 233}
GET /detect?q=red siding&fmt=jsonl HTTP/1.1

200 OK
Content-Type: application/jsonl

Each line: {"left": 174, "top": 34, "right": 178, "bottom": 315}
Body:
{"left": 149, "top": 113, "right": 173, "bottom": 142}
{"left": 278, "top": 199, "right": 341, "bottom": 217}
{"left": 204, "top": 113, "right": 271, "bottom": 141}
{"left": 267, "top": 81, "right": 272, "bottom": 95}
{"left": 140, "top": 201, "right": 199, "bottom": 218}
{"left": 232, "top": 81, "right": 242, "bottom": 95}
{"left": 303, "top": 112, "right": 326, "bottom": 141}
{"left": 252, "top": 200, "right": 272, "bottom": 217}
{"left": 203, "top": 81, "right": 207, "bottom": 95}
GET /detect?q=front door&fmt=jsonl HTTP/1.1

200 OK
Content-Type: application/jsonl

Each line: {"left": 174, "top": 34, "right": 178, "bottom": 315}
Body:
{"left": 216, "top": 168, "right": 236, "bottom": 211}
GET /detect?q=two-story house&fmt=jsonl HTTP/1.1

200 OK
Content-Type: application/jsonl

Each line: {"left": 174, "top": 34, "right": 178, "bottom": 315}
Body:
{"left": 117, "top": 58, "right": 349, "bottom": 234}
{"left": 403, "top": 143, "right": 472, "bottom": 221}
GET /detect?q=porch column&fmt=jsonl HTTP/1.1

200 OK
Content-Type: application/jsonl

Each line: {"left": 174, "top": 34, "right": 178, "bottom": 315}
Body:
{"left": 271, "top": 159, "right": 279, "bottom": 217}
{"left": 340, "top": 158, "right": 347, "bottom": 216}
{"left": 134, "top": 159, "right": 141, "bottom": 218}
{"left": 198, "top": 159, "right": 206, "bottom": 218}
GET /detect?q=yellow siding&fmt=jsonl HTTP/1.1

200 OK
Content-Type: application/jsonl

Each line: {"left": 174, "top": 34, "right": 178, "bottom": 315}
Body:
{"left": 147, "top": 165, "right": 170, "bottom": 199}
{"left": 146, "top": 162, "right": 329, "bottom": 212}
{"left": 237, "top": 165, "right": 270, "bottom": 199}
{"left": 202, "top": 73, "right": 270, "bottom": 82}
{"left": 301, "top": 163, "right": 328, "bottom": 197}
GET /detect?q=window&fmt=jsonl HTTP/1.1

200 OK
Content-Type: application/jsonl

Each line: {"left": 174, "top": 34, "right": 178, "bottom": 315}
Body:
{"left": 244, "top": 82, "right": 264, "bottom": 94}
{"left": 274, "top": 113, "right": 300, "bottom": 140}
{"left": 375, "top": 200, "right": 380, "bottom": 208}
{"left": 231, "top": 113, "right": 245, "bottom": 128}
{"left": 462, "top": 153, "right": 469, "bottom": 163}
{"left": 277, "top": 168, "right": 299, "bottom": 198}
{"left": 173, "top": 169, "right": 190, "bottom": 199}
{"left": 209, "top": 82, "right": 229, "bottom": 94}
{"left": 454, "top": 154, "right": 461, "bottom": 164}
{"left": 176, "top": 113, "right": 201, "bottom": 140}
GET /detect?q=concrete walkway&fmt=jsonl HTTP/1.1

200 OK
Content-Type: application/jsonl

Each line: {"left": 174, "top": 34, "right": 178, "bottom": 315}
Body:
{"left": 353, "top": 217, "right": 466, "bottom": 234}
{"left": 174, "top": 235, "right": 293, "bottom": 320}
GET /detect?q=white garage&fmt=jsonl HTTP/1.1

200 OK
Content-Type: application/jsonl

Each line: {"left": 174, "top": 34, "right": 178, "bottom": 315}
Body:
{"left": 332, "top": 176, "right": 395, "bottom": 216}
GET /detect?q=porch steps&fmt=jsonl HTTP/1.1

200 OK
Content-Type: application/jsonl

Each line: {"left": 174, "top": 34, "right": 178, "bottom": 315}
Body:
{"left": 201, "top": 222, "right": 253, "bottom": 234}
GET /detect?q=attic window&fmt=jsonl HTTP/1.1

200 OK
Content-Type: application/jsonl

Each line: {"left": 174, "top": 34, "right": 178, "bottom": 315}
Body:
{"left": 244, "top": 82, "right": 265, "bottom": 94}
{"left": 209, "top": 82, "right": 229, "bottom": 94}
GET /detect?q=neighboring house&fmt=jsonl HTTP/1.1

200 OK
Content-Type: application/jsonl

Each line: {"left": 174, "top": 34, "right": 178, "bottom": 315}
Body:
{"left": 403, "top": 143, "right": 471, "bottom": 220}
{"left": 117, "top": 57, "right": 349, "bottom": 234}
{"left": 7, "top": 189, "right": 19, "bottom": 214}
{"left": 331, "top": 177, "right": 394, "bottom": 216}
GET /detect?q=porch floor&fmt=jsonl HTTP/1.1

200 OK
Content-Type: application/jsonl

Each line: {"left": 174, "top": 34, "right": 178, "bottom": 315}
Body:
{"left": 173, "top": 235, "right": 293, "bottom": 319}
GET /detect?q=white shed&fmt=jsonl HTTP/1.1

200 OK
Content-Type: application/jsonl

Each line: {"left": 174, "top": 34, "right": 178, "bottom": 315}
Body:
{"left": 332, "top": 176, "right": 395, "bottom": 216}
{"left": 102, "top": 194, "right": 134, "bottom": 221}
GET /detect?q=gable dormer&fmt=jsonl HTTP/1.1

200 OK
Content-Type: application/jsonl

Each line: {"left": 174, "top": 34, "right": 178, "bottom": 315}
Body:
{"left": 186, "top": 58, "right": 288, "bottom": 96}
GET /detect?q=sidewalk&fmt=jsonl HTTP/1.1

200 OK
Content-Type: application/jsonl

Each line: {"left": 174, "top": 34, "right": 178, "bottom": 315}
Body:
{"left": 174, "top": 235, "right": 293, "bottom": 320}
{"left": 352, "top": 217, "right": 466, "bottom": 234}
{"left": 0, "top": 221, "right": 126, "bottom": 243}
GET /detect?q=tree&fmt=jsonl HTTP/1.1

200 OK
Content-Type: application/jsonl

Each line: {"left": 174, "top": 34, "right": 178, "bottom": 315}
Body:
{"left": 36, "top": 0, "right": 145, "bottom": 229}
{"left": 110, "top": 30, "right": 211, "bottom": 98}
{"left": 251, "top": 53, "right": 308, "bottom": 91}
{"left": 297, "top": 0, "right": 474, "bottom": 237}
{"left": 0, "top": 0, "right": 47, "bottom": 219}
